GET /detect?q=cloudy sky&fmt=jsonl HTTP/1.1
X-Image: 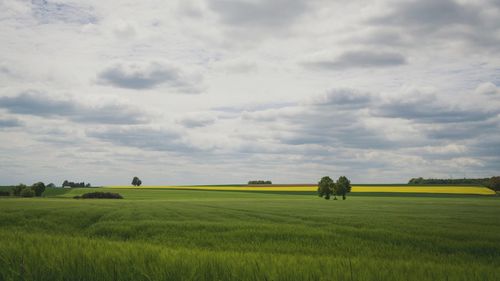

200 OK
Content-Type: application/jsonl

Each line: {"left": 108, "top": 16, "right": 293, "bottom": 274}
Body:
{"left": 1, "top": 0, "right": 499, "bottom": 185}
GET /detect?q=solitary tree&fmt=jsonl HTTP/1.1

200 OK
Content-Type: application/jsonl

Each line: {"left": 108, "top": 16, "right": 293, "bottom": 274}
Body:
{"left": 335, "top": 176, "right": 352, "bottom": 200}
{"left": 317, "top": 176, "right": 335, "bottom": 200}
{"left": 31, "top": 182, "right": 46, "bottom": 197}
{"left": 47, "top": 183, "right": 56, "bottom": 188}
{"left": 132, "top": 176, "right": 142, "bottom": 187}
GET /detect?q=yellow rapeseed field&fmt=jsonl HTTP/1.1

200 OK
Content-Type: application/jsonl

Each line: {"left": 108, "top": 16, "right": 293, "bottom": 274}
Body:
{"left": 107, "top": 185, "right": 495, "bottom": 195}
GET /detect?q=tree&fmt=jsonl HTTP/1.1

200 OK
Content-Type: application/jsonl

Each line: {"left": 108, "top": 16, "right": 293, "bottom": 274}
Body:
{"left": 487, "top": 177, "right": 500, "bottom": 192}
{"left": 47, "top": 183, "right": 56, "bottom": 188}
{"left": 132, "top": 176, "right": 142, "bottom": 187}
{"left": 317, "top": 176, "right": 335, "bottom": 200}
{"left": 62, "top": 180, "right": 69, "bottom": 188}
{"left": 31, "top": 182, "right": 46, "bottom": 197}
{"left": 12, "top": 184, "right": 27, "bottom": 196}
{"left": 20, "top": 188, "right": 35, "bottom": 197}
{"left": 335, "top": 176, "right": 352, "bottom": 200}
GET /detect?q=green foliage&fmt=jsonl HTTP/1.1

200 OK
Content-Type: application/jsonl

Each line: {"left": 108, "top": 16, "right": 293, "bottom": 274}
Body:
{"left": 335, "top": 176, "right": 352, "bottom": 200}
{"left": 0, "top": 191, "right": 10, "bottom": 196}
{"left": 12, "top": 184, "right": 27, "bottom": 196}
{"left": 408, "top": 177, "right": 490, "bottom": 185}
{"left": 131, "top": 176, "right": 142, "bottom": 187}
{"left": 317, "top": 176, "right": 334, "bottom": 199}
{"left": 248, "top": 180, "right": 272, "bottom": 184}
{"left": 31, "top": 181, "right": 46, "bottom": 197}
{"left": 75, "top": 192, "right": 123, "bottom": 199}
{"left": 63, "top": 180, "right": 91, "bottom": 188}
{"left": 46, "top": 183, "right": 56, "bottom": 188}
{"left": 487, "top": 177, "right": 500, "bottom": 191}
{"left": 20, "top": 187, "right": 35, "bottom": 197}
{"left": 0, "top": 190, "right": 499, "bottom": 281}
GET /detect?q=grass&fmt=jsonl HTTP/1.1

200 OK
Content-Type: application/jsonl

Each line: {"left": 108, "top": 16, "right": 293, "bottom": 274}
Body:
{"left": 0, "top": 188, "right": 499, "bottom": 280}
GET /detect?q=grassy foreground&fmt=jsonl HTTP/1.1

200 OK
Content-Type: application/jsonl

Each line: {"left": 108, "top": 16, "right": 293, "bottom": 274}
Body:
{"left": 0, "top": 188, "right": 499, "bottom": 281}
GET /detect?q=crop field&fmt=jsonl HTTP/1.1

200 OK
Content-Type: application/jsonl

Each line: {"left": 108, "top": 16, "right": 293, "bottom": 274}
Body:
{"left": 106, "top": 184, "right": 496, "bottom": 195}
{"left": 0, "top": 188, "right": 499, "bottom": 281}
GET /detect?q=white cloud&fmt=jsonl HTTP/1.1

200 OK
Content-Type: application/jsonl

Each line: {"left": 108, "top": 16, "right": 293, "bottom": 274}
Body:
{"left": 0, "top": 0, "right": 499, "bottom": 185}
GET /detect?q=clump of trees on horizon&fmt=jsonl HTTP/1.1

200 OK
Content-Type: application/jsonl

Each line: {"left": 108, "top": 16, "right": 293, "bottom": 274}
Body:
{"left": 62, "top": 180, "right": 91, "bottom": 188}
{"left": 409, "top": 176, "right": 500, "bottom": 191}
{"left": 248, "top": 180, "right": 272, "bottom": 185}
{"left": 131, "top": 177, "right": 142, "bottom": 187}
{"left": 10, "top": 182, "right": 46, "bottom": 197}
{"left": 317, "top": 176, "right": 352, "bottom": 200}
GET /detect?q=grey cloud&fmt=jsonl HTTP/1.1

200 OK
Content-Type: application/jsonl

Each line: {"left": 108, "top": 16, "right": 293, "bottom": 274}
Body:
{"left": 311, "top": 89, "right": 374, "bottom": 109}
{"left": 87, "top": 127, "right": 196, "bottom": 153}
{"left": 373, "top": 0, "right": 480, "bottom": 28}
{"left": 177, "top": 115, "right": 216, "bottom": 128}
{"left": 242, "top": 97, "right": 394, "bottom": 150}
{"left": 424, "top": 119, "right": 499, "bottom": 140}
{"left": 305, "top": 51, "right": 407, "bottom": 70}
{"left": 98, "top": 62, "right": 201, "bottom": 93}
{"left": 0, "top": 91, "right": 149, "bottom": 125}
{"left": 374, "top": 97, "right": 497, "bottom": 123}
{"left": 32, "top": 0, "right": 97, "bottom": 24}
{"left": 0, "top": 117, "right": 23, "bottom": 128}
{"left": 369, "top": 0, "right": 500, "bottom": 51}
{"left": 208, "top": 0, "right": 308, "bottom": 28}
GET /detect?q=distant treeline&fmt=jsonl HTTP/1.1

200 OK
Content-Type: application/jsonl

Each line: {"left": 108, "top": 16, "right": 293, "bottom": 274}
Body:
{"left": 408, "top": 177, "right": 490, "bottom": 185}
{"left": 248, "top": 180, "right": 272, "bottom": 185}
{"left": 62, "top": 180, "right": 91, "bottom": 188}
{"left": 409, "top": 177, "right": 500, "bottom": 191}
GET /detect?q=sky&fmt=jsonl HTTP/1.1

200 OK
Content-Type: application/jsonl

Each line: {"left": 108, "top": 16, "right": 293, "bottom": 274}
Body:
{"left": 0, "top": 0, "right": 499, "bottom": 185}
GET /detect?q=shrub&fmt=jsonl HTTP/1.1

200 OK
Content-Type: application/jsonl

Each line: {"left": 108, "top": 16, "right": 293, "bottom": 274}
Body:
{"left": 0, "top": 191, "right": 10, "bottom": 196}
{"left": 20, "top": 188, "right": 35, "bottom": 197}
{"left": 77, "top": 192, "right": 123, "bottom": 199}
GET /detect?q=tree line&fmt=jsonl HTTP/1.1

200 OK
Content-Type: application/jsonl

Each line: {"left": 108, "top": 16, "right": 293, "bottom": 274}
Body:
{"left": 248, "top": 180, "right": 272, "bottom": 184}
{"left": 317, "top": 176, "right": 352, "bottom": 200}
{"left": 409, "top": 177, "right": 500, "bottom": 191}
{"left": 10, "top": 182, "right": 47, "bottom": 197}
{"left": 62, "top": 180, "right": 92, "bottom": 188}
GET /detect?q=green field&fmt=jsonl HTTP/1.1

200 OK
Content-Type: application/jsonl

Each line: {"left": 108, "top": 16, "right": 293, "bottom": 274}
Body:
{"left": 1, "top": 188, "right": 499, "bottom": 281}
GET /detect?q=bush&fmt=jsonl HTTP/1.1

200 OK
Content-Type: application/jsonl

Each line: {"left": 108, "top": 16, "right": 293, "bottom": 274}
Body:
{"left": 76, "top": 192, "right": 123, "bottom": 199}
{"left": 20, "top": 188, "right": 35, "bottom": 197}
{"left": 0, "top": 191, "right": 10, "bottom": 196}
